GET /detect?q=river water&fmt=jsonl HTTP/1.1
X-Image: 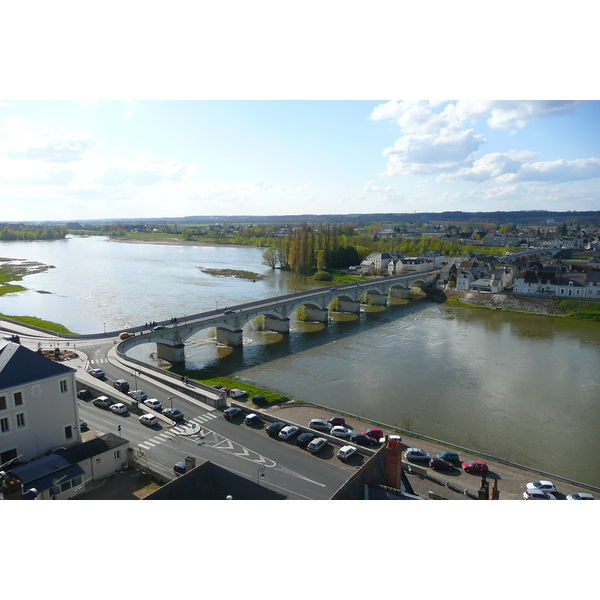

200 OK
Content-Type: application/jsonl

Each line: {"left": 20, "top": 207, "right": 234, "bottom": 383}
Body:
{"left": 2, "top": 235, "right": 600, "bottom": 486}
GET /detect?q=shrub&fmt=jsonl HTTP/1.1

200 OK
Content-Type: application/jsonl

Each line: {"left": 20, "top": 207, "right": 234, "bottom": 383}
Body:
{"left": 313, "top": 271, "right": 333, "bottom": 281}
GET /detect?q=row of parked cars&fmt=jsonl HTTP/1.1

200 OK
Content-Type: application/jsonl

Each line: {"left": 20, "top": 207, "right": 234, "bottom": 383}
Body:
{"left": 403, "top": 446, "right": 596, "bottom": 500}
{"left": 224, "top": 409, "right": 403, "bottom": 461}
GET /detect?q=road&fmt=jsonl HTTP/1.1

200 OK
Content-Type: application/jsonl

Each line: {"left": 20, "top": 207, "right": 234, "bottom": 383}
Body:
{"left": 5, "top": 320, "right": 353, "bottom": 499}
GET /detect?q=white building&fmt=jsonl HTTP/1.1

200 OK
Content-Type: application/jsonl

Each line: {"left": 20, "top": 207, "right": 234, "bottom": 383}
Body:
{"left": 0, "top": 341, "right": 81, "bottom": 466}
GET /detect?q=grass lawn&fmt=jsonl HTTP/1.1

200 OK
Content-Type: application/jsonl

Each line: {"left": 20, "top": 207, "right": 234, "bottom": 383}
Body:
{"left": 0, "top": 313, "right": 76, "bottom": 334}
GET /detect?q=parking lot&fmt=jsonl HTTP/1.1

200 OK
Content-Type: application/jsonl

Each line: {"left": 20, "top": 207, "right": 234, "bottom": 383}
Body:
{"left": 261, "top": 402, "right": 598, "bottom": 500}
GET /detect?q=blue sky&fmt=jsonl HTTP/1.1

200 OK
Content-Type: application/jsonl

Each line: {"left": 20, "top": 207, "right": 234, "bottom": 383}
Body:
{"left": 1, "top": 99, "right": 599, "bottom": 222}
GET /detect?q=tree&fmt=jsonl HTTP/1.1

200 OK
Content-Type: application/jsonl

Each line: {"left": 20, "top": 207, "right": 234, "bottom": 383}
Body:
{"left": 262, "top": 246, "right": 278, "bottom": 269}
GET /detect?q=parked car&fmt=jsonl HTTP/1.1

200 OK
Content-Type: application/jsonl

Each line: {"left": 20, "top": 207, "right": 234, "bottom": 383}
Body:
{"left": 429, "top": 457, "right": 454, "bottom": 471}
{"left": 566, "top": 492, "right": 595, "bottom": 500}
{"left": 153, "top": 325, "right": 165, "bottom": 331}
{"left": 93, "top": 395, "right": 111, "bottom": 408}
{"left": 278, "top": 425, "right": 300, "bottom": 440}
{"left": 174, "top": 461, "right": 186, "bottom": 475}
{"left": 113, "top": 379, "right": 130, "bottom": 393}
{"left": 77, "top": 389, "right": 91, "bottom": 400}
{"left": 330, "top": 425, "right": 353, "bottom": 439}
{"left": 79, "top": 418, "right": 88, "bottom": 430}
{"left": 523, "top": 489, "right": 556, "bottom": 500}
{"left": 309, "top": 418, "right": 332, "bottom": 432}
{"left": 139, "top": 413, "right": 158, "bottom": 427}
{"left": 144, "top": 398, "right": 163, "bottom": 412}
{"left": 307, "top": 437, "right": 328, "bottom": 453}
{"left": 252, "top": 395, "right": 266, "bottom": 403}
{"left": 128, "top": 390, "right": 148, "bottom": 401}
{"left": 462, "top": 460, "right": 488, "bottom": 474}
{"left": 362, "top": 427, "right": 384, "bottom": 440}
{"left": 296, "top": 432, "right": 315, "bottom": 448}
{"left": 89, "top": 368, "right": 105, "bottom": 378}
{"left": 162, "top": 407, "right": 184, "bottom": 422}
{"left": 337, "top": 445, "right": 357, "bottom": 460}
{"left": 119, "top": 332, "right": 134, "bottom": 339}
{"left": 220, "top": 387, "right": 231, "bottom": 395}
{"left": 266, "top": 421, "right": 287, "bottom": 437}
{"left": 211, "top": 384, "right": 223, "bottom": 389}
{"left": 404, "top": 448, "right": 431, "bottom": 461}
{"left": 380, "top": 433, "right": 402, "bottom": 444}
{"left": 224, "top": 407, "right": 242, "bottom": 420}
{"left": 327, "top": 416, "right": 346, "bottom": 427}
{"left": 436, "top": 451, "right": 460, "bottom": 463}
{"left": 110, "top": 402, "right": 128, "bottom": 415}
{"left": 526, "top": 480, "right": 557, "bottom": 494}
{"left": 230, "top": 388, "right": 247, "bottom": 398}
{"left": 223, "top": 309, "right": 234, "bottom": 314}
{"left": 351, "top": 433, "right": 380, "bottom": 447}
{"left": 244, "top": 413, "right": 261, "bottom": 426}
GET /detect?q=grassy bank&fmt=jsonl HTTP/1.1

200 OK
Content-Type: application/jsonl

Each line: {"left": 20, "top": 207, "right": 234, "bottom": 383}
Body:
{"left": 556, "top": 299, "right": 600, "bottom": 321}
{"left": 187, "top": 375, "right": 294, "bottom": 407}
{"left": 0, "top": 265, "right": 26, "bottom": 296}
{"left": 0, "top": 313, "right": 76, "bottom": 334}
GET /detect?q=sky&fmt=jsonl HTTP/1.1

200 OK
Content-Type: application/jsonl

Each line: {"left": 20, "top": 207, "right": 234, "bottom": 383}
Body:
{"left": 1, "top": 99, "right": 599, "bottom": 222}
{"left": 0, "top": 3, "right": 598, "bottom": 223}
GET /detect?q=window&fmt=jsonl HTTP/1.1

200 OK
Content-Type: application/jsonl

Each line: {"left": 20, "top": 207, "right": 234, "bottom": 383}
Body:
{"left": 0, "top": 396, "right": 6, "bottom": 411}
{"left": 114, "top": 450, "right": 121, "bottom": 461}
{"left": 0, "top": 417, "right": 9, "bottom": 433}
{"left": 60, "top": 380, "right": 68, "bottom": 393}
{"left": 65, "top": 425, "right": 73, "bottom": 440}
{"left": 16, "top": 413, "right": 25, "bottom": 428}
{"left": 49, "top": 475, "right": 83, "bottom": 497}
{"left": 14, "top": 392, "right": 23, "bottom": 406}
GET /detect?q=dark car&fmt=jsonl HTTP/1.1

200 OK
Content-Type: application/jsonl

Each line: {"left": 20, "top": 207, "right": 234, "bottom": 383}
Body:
{"left": 296, "top": 432, "right": 315, "bottom": 448}
{"left": 351, "top": 433, "right": 380, "bottom": 447}
{"left": 252, "top": 395, "right": 266, "bottom": 404}
{"left": 327, "top": 416, "right": 346, "bottom": 427}
{"left": 462, "top": 460, "right": 488, "bottom": 474}
{"left": 429, "top": 457, "right": 454, "bottom": 471}
{"left": 79, "top": 418, "right": 88, "bottom": 431}
{"left": 77, "top": 389, "right": 91, "bottom": 400}
{"left": 174, "top": 461, "right": 186, "bottom": 475}
{"left": 223, "top": 309, "right": 234, "bottom": 314}
{"left": 224, "top": 407, "right": 243, "bottom": 420}
{"left": 436, "top": 451, "right": 460, "bottom": 463}
{"left": 211, "top": 384, "right": 223, "bottom": 389}
{"left": 266, "top": 421, "right": 287, "bottom": 437}
{"left": 162, "top": 407, "right": 184, "bottom": 422}
{"left": 113, "top": 379, "right": 130, "bottom": 393}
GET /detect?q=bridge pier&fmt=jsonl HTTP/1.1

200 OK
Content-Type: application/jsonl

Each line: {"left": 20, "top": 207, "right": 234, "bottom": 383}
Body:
{"left": 156, "top": 342, "right": 186, "bottom": 363}
{"left": 304, "top": 307, "right": 329, "bottom": 323}
{"left": 264, "top": 316, "right": 290, "bottom": 333}
{"left": 336, "top": 299, "right": 360, "bottom": 314}
{"left": 216, "top": 328, "right": 244, "bottom": 346}
{"left": 389, "top": 288, "right": 411, "bottom": 299}
{"left": 364, "top": 293, "right": 387, "bottom": 306}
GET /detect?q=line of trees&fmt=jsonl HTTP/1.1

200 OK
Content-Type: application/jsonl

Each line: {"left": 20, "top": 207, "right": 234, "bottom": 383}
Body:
{"left": 0, "top": 225, "right": 68, "bottom": 240}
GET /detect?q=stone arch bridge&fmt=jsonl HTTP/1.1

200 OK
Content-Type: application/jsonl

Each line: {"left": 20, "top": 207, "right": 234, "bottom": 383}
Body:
{"left": 118, "top": 270, "right": 440, "bottom": 363}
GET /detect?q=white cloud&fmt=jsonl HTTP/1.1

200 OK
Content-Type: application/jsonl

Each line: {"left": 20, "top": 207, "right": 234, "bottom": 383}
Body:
{"left": 381, "top": 128, "right": 485, "bottom": 175}
{"left": 439, "top": 150, "right": 539, "bottom": 182}
{"left": 499, "top": 157, "right": 600, "bottom": 183}
{"left": 4, "top": 130, "right": 100, "bottom": 163}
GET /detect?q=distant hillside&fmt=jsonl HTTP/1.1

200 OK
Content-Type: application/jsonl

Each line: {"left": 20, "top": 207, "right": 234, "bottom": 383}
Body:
{"left": 12, "top": 210, "right": 600, "bottom": 228}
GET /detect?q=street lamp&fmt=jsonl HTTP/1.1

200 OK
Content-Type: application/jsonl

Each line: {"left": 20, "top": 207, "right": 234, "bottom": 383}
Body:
{"left": 103, "top": 322, "right": 106, "bottom": 335}
{"left": 167, "top": 396, "right": 174, "bottom": 409}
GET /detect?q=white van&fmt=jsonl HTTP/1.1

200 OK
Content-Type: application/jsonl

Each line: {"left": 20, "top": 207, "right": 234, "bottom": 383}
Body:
{"left": 230, "top": 388, "right": 247, "bottom": 398}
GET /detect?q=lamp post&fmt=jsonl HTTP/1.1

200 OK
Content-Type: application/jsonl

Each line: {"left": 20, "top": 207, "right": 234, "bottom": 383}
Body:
{"left": 167, "top": 396, "right": 174, "bottom": 409}
{"left": 103, "top": 322, "right": 106, "bottom": 335}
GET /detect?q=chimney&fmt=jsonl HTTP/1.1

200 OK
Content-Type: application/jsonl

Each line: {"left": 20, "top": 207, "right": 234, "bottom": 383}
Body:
{"left": 2, "top": 476, "right": 24, "bottom": 500}
{"left": 185, "top": 456, "right": 196, "bottom": 471}
{"left": 385, "top": 438, "right": 403, "bottom": 490}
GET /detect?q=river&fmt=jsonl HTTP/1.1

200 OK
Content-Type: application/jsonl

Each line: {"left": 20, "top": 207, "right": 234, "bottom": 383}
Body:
{"left": 2, "top": 235, "right": 600, "bottom": 486}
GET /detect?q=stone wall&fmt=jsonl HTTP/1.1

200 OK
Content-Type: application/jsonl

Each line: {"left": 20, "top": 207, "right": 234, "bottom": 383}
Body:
{"left": 438, "top": 289, "right": 558, "bottom": 315}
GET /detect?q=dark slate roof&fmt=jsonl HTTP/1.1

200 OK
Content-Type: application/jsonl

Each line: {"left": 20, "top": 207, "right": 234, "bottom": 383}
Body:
{"left": 61, "top": 432, "right": 129, "bottom": 465}
{"left": 8, "top": 454, "right": 85, "bottom": 492}
{"left": 144, "top": 461, "right": 287, "bottom": 500}
{"left": 0, "top": 341, "right": 75, "bottom": 391}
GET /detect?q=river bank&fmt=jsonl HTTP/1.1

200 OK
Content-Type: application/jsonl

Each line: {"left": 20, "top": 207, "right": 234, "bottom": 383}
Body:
{"left": 109, "top": 236, "right": 264, "bottom": 249}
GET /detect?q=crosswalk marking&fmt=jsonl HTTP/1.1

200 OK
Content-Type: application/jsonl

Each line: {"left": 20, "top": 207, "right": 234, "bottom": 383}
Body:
{"left": 137, "top": 411, "right": 217, "bottom": 451}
